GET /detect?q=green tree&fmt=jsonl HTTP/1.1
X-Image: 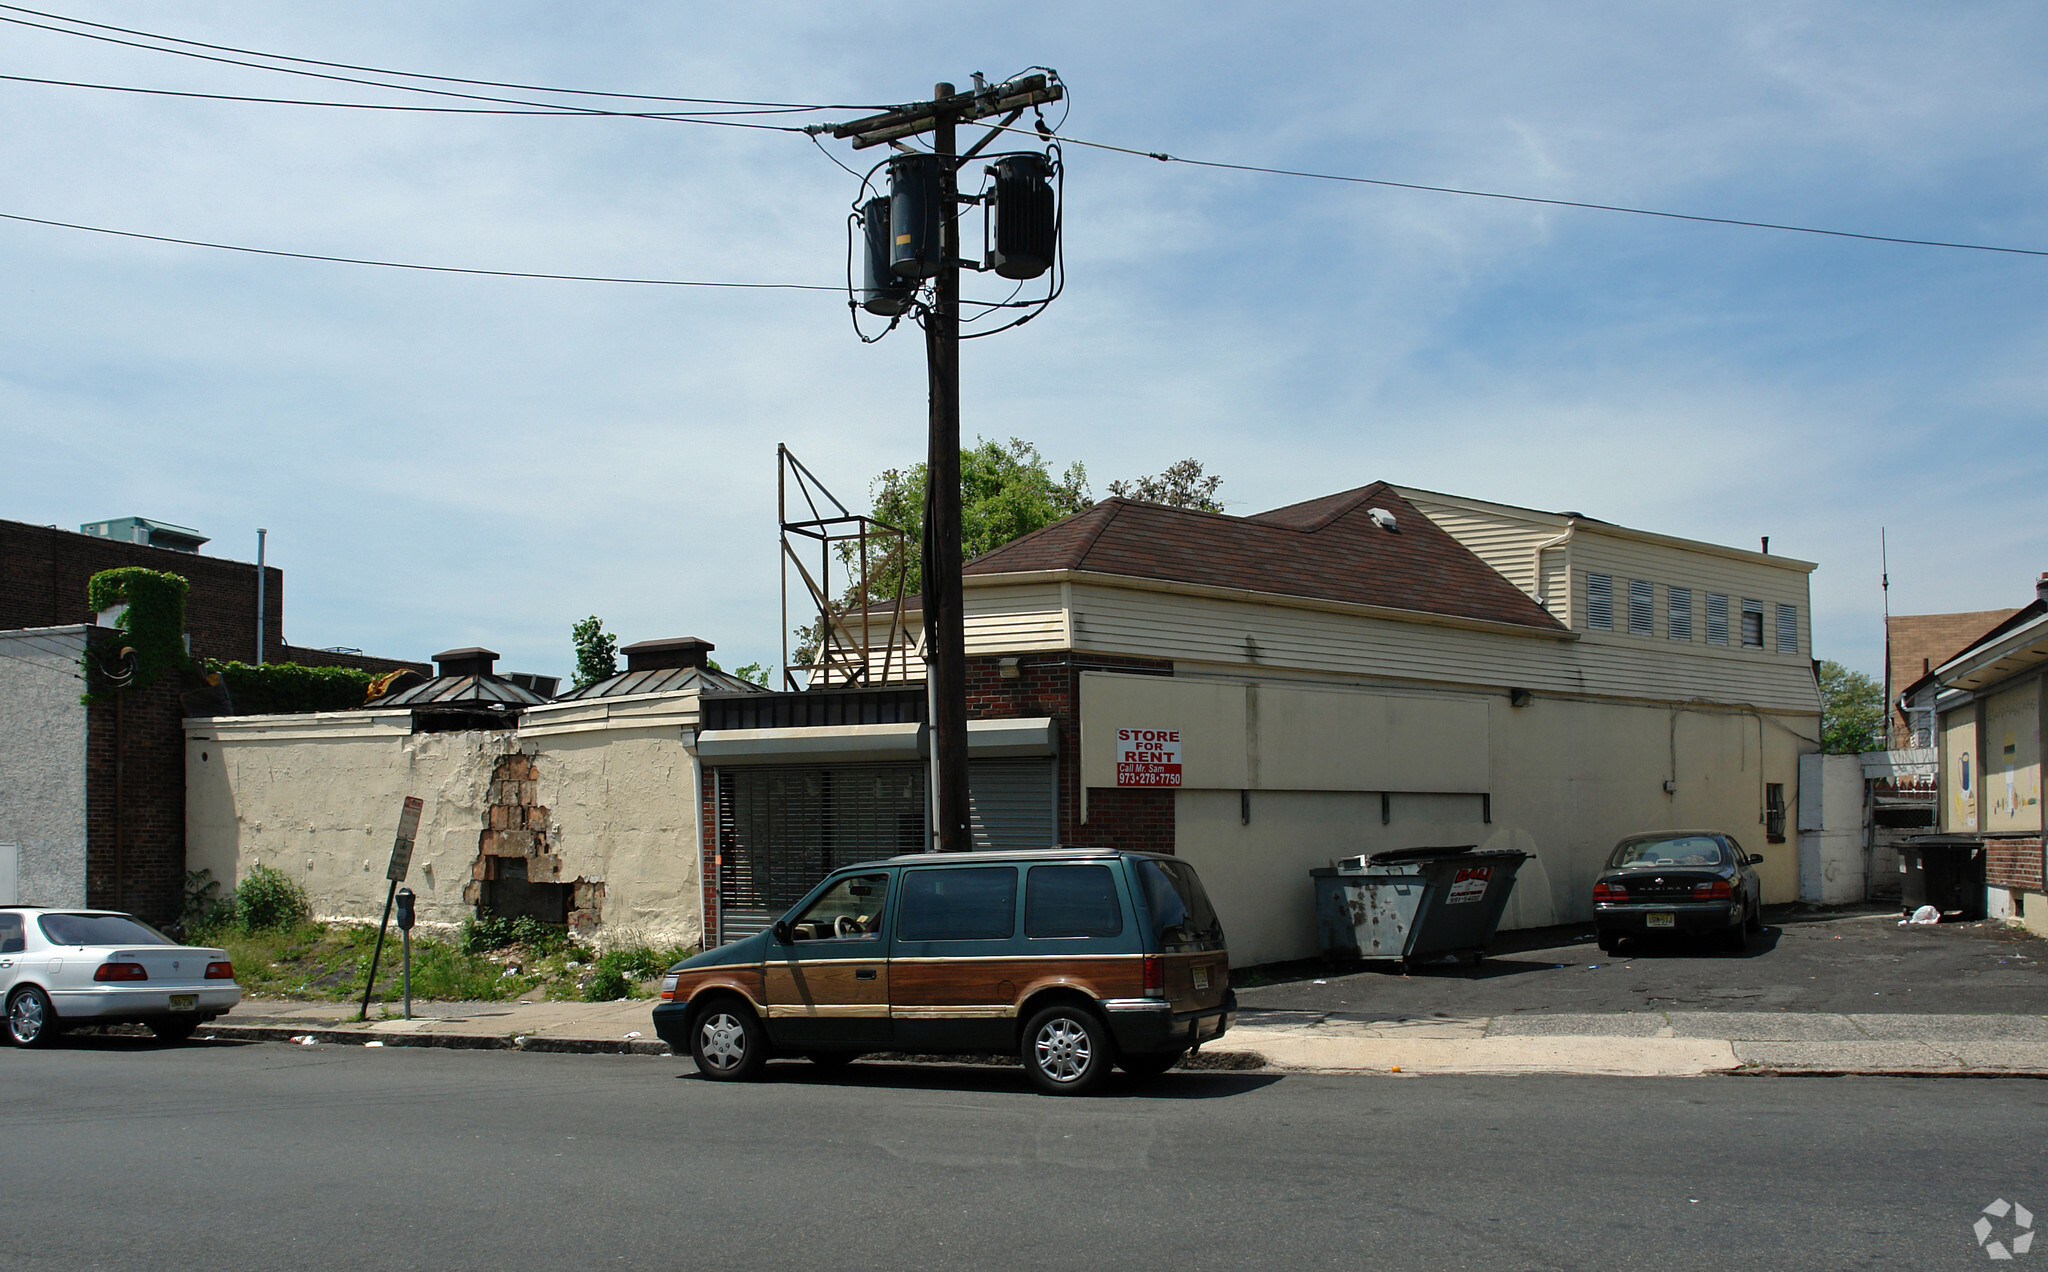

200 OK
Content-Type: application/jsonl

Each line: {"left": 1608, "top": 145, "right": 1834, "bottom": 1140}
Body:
{"left": 1818, "top": 660, "right": 1884, "bottom": 754}
{"left": 1107, "top": 458, "right": 1225, "bottom": 512}
{"left": 864, "top": 436, "right": 1093, "bottom": 601}
{"left": 570, "top": 616, "right": 618, "bottom": 689}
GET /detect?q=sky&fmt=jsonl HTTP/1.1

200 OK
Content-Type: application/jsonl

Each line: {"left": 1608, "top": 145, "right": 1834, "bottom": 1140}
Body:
{"left": 3, "top": 2, "right": 2044, "bottom": 684}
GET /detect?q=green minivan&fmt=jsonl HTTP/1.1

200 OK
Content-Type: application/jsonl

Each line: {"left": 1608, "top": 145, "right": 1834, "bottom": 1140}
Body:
{"left": 652, "top": 847, "right": 1234, "bottom": 1094}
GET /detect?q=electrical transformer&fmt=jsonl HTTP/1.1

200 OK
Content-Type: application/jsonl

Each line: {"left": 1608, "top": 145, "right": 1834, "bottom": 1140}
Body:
{"left": 888, "top": 153, "right": 944, "bottom": 280}
{"left": 989, "top": 153, "right": 1055, "bottom": 280}
{"left": 859, "top": 197, "right": 912, "bottom": 315}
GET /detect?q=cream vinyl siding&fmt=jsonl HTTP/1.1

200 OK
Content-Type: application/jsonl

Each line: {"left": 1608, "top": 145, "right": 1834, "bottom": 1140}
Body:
{"left": 964, "top": 583, "right": 1068, "bottom": 654}
{"left": 1393, "top": 496, "right": 1560, "bottom": 601}
{"left": 1050, "top": 582, "right": 1820, "bottom": 715}
{"left": 1567, "top": 528, "right": 1809, "bottom": 654}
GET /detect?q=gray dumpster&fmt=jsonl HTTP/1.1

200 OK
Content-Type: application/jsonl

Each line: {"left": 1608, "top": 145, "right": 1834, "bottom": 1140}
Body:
{"left": 1312, "top": 846, "right": 1529, "bottom": 969}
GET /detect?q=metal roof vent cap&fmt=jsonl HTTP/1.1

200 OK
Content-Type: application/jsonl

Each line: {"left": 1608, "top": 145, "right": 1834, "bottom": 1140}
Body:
{"left": 622, "top": 636, "right": 715, "bottom": 673}
{"left": 1367, "top": 507, "right": 1398, "bottom": 532}
{"left": 432, "top": 647, "right": 498, "bottom": 678}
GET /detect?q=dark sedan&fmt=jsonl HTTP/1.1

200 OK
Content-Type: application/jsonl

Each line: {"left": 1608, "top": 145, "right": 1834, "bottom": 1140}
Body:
{"left": 1592, "top": 831, "right": 1764, "bottom": 954}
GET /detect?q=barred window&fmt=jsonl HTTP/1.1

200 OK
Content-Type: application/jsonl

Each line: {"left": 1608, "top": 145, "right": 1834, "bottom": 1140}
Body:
{"left": 1628, "top": 579, "right": 1653, "bottom": 636}
{"left": 1741, "top": 598, "right": 1764, "bottom": 648}
{"left": 1586, "top": 573, "right": 1613, "bottom": 631}
{"left": 1705, "top": 592, "right": 1729, "bottom": 644}
{"left": 1668, "top": 587, "right": 1693, "bottom": 640}
{"left": 1775, "top": 603, "right": 1798, "bottom": 653}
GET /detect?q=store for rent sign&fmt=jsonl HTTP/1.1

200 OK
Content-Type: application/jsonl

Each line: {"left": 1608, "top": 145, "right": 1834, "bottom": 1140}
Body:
{"left": 1116, "top": 728, "right": 1182, "bottom": 787}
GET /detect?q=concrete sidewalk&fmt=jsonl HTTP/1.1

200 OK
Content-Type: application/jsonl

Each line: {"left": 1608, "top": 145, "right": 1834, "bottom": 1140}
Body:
{"left": 196, "top": 997, "right": 2048, "bottom": 1077}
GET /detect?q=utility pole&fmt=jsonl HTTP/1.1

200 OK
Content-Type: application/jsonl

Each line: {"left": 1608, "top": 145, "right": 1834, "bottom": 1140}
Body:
{"left": 830, "top": 75, "right": 1062, "bottom": 852}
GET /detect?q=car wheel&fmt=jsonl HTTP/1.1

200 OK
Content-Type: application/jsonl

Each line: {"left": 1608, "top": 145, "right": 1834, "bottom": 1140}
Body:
{"left": 1021, "top": 1004, "right": 1113, "bottom": 1096}
{"left": 1746, "top": 901, "right": 1765, "bottom": 935}
{"left": 1596, "top": 930, "right": 1620, "bottom": 954}
{"left": 1119, "top": 1050, "right": 1183, "bottom": 1079}
{"left": 689, "top": 1001, "right": 768, "bottom": 1081}
{"left": 1719, "top": 922, "right": 1748, "bottom": 953}
{"left": 7, "top": 986, "right": 60, "bottom": 1048}
{"left": 149, "top": 1018, "right": 199, "bottom": 1043}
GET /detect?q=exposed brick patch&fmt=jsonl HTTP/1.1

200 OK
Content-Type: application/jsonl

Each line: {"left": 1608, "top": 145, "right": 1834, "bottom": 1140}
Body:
{"left": 964, "top": 652, "right": 1174, "bottom": 853}
{"left": 84, "top": 665, "right": 186, "bottom": 925}
{"left": 1987, "top": 836, "right": 2046, "bottom": 893}
{"left": 465, "top": 750, "right": 603, "bottom": 933}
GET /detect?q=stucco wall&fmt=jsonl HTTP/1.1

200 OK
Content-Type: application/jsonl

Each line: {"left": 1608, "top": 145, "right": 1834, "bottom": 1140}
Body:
{"left": 186, "top": 711, "right": 704, "bottom": 949}
{"left": 1096, "top": 671, "right": 1813, "bottom": 966}
{"left": 1796, "top": 753, "right": 1868, "bottom": 905}
{"left": 0, "top": 627, "right": 91, "bottom": 906}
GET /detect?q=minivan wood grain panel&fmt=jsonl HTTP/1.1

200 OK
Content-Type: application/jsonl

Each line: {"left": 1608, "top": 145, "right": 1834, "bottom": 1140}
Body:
{"left": 892, "top": 954, "right": 1145, "bottom": 1015}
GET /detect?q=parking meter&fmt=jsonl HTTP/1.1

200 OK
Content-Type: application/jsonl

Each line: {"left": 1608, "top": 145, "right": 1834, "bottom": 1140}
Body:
{"left": 394, "top": 888, "right": 416, "bottom": 1019}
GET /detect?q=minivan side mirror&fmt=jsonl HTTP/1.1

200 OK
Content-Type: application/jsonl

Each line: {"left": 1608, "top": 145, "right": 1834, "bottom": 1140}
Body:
{"left": 772, "top": 920, "right": 793, "bottom": 945}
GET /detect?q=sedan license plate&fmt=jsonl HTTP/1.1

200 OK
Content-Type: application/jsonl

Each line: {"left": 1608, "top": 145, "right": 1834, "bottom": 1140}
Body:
{"left": 1192, "top": 965, "right": 1210, "bottom": 991}
{"left": 1645, "top": 912, "right": 1676, "bottom": 929}
{"left": 168, "top": 994, "right": 198, "bottom": 1012}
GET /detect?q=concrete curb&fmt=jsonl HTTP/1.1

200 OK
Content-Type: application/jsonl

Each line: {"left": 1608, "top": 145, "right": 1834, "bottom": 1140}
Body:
{"left": 202, "top": 1024, "right": 673, "bottom": 1057}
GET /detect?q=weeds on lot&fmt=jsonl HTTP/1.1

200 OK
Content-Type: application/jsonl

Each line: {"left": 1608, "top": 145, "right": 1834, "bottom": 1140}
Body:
{"left": 206, "top": 915, "right": 696, "bottom": 1005}
{"left": 581, "top": 943, "right": 696, "bottom": 1002}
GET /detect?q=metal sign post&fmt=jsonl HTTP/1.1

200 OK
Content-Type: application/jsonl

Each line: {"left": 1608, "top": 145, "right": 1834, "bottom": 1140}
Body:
{"left": 360, "top": 796, "right": 424, "bottom": 1018}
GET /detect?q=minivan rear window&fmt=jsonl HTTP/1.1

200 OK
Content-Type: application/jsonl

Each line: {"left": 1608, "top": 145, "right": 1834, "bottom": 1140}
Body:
{"left": 898, "top": 867, "right": 1017, "bottom": 941}
{"left": 1024, "top": 865, "right": 1123, "bottom": 939}
{"left": 1132, "top": 859, "right": 1222, "bottom": 949}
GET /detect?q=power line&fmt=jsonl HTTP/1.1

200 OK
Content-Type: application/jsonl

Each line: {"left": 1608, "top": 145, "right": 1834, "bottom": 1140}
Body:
{"left": 0, "top": 72, "right": 812, "bottom": 127}
{"left": 975, "top": 122, "right": 2048, "bottom": 260}
{"left": 0, "top": 4, "right": 881, "bottom": 110}
{"left": 0, "top": 211, "right": 842, "bottom": 290}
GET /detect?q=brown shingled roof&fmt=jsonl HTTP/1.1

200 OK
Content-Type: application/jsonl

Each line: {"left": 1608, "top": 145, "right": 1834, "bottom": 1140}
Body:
{"left": 964, "top": 483, "right": 1563, "bottom": 631}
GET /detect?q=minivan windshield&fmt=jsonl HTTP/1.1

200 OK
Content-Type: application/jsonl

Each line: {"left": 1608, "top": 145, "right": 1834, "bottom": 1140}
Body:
{"left": 1132, "top": 859, "right": 1222, "bottom": 949}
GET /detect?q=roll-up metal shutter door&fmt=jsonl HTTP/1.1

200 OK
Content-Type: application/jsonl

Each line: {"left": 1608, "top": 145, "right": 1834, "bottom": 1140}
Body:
{"left": 715, "top": 763, "right": 925, "bottom": 943}
{"left": 968, "top": 758, "right": 1057, "bottom": 852}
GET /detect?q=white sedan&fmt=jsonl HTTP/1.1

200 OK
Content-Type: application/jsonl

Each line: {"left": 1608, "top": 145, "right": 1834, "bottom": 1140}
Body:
{"left": 1, "top": 908, "right": 241, "bottom": 1047}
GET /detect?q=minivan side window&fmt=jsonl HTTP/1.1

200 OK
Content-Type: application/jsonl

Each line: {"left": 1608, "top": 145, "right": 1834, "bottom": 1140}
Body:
{"left": 1132, "top": 859, "right": 1223, "bottom": 949}
{"left": 1024, "top": 865, "right": 1123, "bottom": 939}
{"left": 897, "top": 867, "right": 1017, "bottom": 942}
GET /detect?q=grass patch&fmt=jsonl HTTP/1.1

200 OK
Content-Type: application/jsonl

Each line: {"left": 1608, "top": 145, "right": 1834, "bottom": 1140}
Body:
{"left": 198, "top": 919, "right": 697, "bottom": 1005}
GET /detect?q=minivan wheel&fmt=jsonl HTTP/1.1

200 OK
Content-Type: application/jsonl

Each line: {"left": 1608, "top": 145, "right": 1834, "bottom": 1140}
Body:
{"left": 7, "top": 986, "right": 60, "bottom": 1048}
{"left": 689, "top": 1001, "right": 767, "bottom": 1081}
{"left": 1022, "top": 1004, "right": 1113, "bottom": 1096}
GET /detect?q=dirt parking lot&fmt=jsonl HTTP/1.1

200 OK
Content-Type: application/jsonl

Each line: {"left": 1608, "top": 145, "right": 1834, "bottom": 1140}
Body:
{"left": 1235, "top": 906, "right": 2048, "bottom": 1019}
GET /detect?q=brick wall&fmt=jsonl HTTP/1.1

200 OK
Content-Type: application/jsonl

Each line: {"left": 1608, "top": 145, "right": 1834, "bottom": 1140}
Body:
{"left": 2, "top": 518, "right": 281, "bottom": 665}
{"left": 85, "top": 666, "right": 187, "bottom": 926}
{"left": 964, "top": 652, "right": 1175, "bottom": 854}
{"left": 1987, "top": 836, "right": 2046, "bottom": 893}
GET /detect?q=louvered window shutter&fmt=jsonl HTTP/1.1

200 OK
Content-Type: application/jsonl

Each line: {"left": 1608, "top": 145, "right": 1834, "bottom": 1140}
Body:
{"left": 1705, "top": 592, "right": 1729, "bottom": 644}
{"left": 1628, "top": 579, "right": 1653, "bottom": 635}
{"left": 1668, "top": 587, "right": 1693, "bottom": 640}
{"left": 1586, "top": 573, "right": 1613, "bottom": 630}
{"left": 1776, "top": 604, "right": 1798, "bottom": 653}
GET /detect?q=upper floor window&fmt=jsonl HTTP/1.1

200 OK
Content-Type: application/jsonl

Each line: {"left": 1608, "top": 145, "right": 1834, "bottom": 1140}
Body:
{"left": 1741, "top": 599, "right": 1765, "bottom": 648}
{"left": 1668, "top": 587, "right": 1694, "bottom": 640}
{"left": 1627, "top": 579, "right": 1653, "bottom": 636}
{"left": 1775, "top": 603, "right": 1798, "bottom": 653}
{"left": 1705, "top": 592, "right": 1730, "bottom": 644}
{"left": 1586, "top": 573, "right": 1614, "bottom": 631}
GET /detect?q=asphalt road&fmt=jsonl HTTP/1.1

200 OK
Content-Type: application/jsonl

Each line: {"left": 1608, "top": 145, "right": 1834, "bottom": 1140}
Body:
{"left": 1239, "top": 906, "right": 2048, "bottom": 1019}
{"left": 4, "top": 1038, "right": 2044, "bottom": 1271}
